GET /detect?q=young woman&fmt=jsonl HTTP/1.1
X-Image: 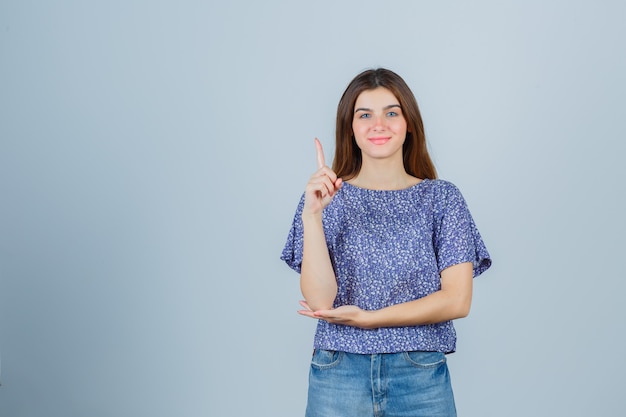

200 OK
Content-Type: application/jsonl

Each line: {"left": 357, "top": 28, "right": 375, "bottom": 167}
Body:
{"left": 281, "top": 68, "right": 491, "bottom": 417}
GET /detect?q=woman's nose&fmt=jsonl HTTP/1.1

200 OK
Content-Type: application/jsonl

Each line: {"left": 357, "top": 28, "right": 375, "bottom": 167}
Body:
{"left": 372, "top": 115, "right": 385, "bottom": 129}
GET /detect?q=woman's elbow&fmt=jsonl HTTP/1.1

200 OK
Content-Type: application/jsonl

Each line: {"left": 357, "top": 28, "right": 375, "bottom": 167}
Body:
{"left": 456, "top": 305, "right": 471, "bottom": 319}
{"left": 300, "top": 283, "right": 336, "bottom": 311}
{"left": 301, "top": 289, "right": 335, "bottom": 311}
{"left": 454, "top": 298, "right": 472, "bottom": 319}
{"left": 306, "top": 300, "right": 335, "bottom": 312}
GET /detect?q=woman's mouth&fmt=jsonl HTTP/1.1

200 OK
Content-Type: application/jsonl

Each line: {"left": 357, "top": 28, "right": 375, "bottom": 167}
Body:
{"left": 368, "top": 137, "right": 391, "bottom": 145}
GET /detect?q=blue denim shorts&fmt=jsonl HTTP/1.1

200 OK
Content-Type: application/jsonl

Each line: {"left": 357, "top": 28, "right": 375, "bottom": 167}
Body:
{"left": 306, "top": 349, "right": 456, "bottom": 417}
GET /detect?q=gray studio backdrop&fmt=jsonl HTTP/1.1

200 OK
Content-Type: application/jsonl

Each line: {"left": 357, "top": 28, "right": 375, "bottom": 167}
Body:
{"left": 1, "top": 1, "right": 624, "bottom": 416}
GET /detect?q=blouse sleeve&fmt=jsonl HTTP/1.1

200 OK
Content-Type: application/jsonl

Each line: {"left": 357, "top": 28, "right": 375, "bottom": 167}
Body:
{"left": 280, "top": 193, "right": 306, "bottom": 273}
{"left": 433, "top": 182, "right": 491, "bottom": 277}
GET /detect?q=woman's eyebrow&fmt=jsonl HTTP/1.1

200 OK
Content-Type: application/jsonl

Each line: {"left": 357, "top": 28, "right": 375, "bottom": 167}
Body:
{"left": 354, "top": 104, "right": 402, "bottom": 113}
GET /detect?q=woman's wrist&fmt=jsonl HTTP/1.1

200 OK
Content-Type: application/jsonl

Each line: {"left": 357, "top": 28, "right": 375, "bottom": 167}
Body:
{"left": 360, "top": 309, "right": 379, "bottom": 329}
{"left": 301, "top": 211, "right": 323, "bottom": 225}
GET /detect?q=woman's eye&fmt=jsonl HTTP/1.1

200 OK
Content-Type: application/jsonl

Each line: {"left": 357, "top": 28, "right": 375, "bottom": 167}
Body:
{"left": 387, "top": 111, "right": 398, "bottom": 117}
{"left": 359, "top": 113, "right": 371, "bottom": 119}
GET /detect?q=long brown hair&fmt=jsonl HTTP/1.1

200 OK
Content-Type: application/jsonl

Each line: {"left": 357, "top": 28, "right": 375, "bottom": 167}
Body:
{"left": 332, "top": 68, "right": 437, "bottom": 180}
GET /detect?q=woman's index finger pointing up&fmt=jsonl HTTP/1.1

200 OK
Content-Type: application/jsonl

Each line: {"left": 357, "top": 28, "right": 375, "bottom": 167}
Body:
{"left": 314, "top": 138, "right": 326, "bottom": 169}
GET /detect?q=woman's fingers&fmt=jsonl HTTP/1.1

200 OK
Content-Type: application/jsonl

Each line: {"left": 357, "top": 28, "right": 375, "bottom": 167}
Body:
{"left": 313, "top": 138, "right": 341, "bottom": 188}
{"left": 310, "top": 182, "right": 335, "bottom": 203}
{"left": 308, "top": 172, "right": 337, "bottom": 196}
{"left": 314, "top": 138, "right": 325, "bottom": 169}
{"left": 314, "top": 168, "right": 338, "bottom": 188}
{"left": 306, "top": 162, "right": 341, "bottom": 199}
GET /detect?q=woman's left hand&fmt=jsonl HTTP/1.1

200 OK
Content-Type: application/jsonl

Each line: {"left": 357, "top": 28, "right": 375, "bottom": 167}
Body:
{"left": 297, "top": 300, "right": 375, "bottom": 329}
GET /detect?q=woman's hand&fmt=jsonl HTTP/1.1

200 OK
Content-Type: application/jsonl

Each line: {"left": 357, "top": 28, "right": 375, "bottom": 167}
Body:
{"left": 302, "top": 138, "right": 342, "bottom": 216}
{"left": 297, "top": 300, "right": 375, "bottom": 329}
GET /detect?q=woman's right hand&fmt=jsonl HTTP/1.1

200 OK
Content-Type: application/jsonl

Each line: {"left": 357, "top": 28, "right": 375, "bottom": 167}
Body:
{"left": 302, "top": 138, "right": 343, "bottom": 216}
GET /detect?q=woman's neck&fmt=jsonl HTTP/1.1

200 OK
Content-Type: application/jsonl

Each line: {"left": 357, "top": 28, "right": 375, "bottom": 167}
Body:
{"left": 348, "top": 159, "right": 421, "bottom": 190}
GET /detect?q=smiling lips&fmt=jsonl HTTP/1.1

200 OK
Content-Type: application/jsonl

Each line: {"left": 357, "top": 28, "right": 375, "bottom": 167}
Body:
{"left": 368, "top": 137, "right": 391, "bottom": 145}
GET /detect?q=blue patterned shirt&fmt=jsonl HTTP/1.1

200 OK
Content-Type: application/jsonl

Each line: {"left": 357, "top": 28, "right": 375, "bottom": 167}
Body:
{"left": 281, "top": 179, "right": 491, "bottom": 354}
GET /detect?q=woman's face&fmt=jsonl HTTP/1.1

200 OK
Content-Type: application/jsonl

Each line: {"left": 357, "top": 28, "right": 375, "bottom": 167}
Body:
{"left": 352, "top": 87, "right": 408, "bottom": 163}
